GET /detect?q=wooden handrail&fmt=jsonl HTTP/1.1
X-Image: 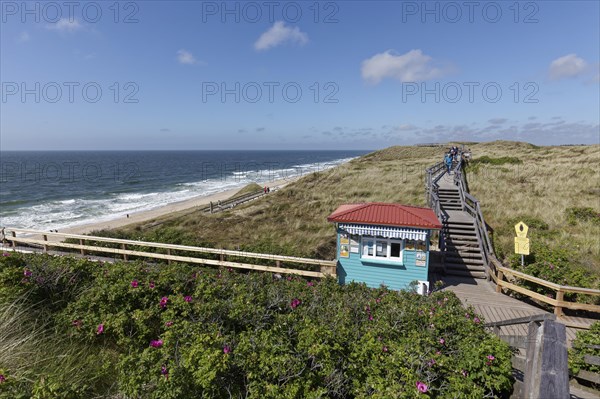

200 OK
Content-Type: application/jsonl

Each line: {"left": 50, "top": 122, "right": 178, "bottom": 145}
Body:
{"left": 3, "top": 228, "right": 335, "bottom": 267}
{"left": 497, "top": 265, "right": 600, "bottom": 297}
{"left": 1, "top": 228, "right": 337, "bottom": 278}
{"left": 496, "top": 265, "right": 600, "bottom": 316}
{"left": 484, "top": 313, "right": 556, "bottom": 328}
{"left": 497, "top": 266, "right": 562, "bottom": 290}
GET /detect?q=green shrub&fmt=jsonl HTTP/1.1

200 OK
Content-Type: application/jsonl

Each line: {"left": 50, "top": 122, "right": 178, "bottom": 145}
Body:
{"left": 507, "top": 216, "right": 549, "bottom": 231}
{"left": 566, "top": 207, "right": 600, "bottom": 226}
{"left": 569, "top": 322, "right": 600, "bottom": 381}
{"left": 470, "top": 156, "right": 523, "bottom": 166}
{"left": 510, "top": 241, "right": 600, "bottom": 302}
{"left": 1, "top": 253, "right": 514, "bottom": 398}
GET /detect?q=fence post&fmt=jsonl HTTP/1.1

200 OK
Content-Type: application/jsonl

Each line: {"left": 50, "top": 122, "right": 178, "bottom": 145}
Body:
{"left": 122, "top": 243, "right": 128, "bottom": 261}
{"left": 554, "top": 289, "right": 564, "bottom": 317}
{"left": 11, "top": 231, "right": 16, "bottom": 248}
{"left": 43, "top": 234, "right": 48, "bottom": 252}
{"left": 523, "top": 320, "right": 569, "bottom": 398}
{"left": 496, "top": 270, "right": 504, "bottom": 293}
{"left": 167, "top": 248, "right": 172, "bottom": 264}
{"left": 79, "top": 239, "right": 85, "bottom": 256}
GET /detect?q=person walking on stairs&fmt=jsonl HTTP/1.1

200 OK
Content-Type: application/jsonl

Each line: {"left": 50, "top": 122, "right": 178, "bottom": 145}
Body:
{"left": 444, "top": 152, "right": 453, "bottom": 174}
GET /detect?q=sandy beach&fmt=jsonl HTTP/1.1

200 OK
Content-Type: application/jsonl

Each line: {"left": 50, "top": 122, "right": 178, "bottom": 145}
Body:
{"left": 62, "top": 176, "right": 300, "bottom": 235}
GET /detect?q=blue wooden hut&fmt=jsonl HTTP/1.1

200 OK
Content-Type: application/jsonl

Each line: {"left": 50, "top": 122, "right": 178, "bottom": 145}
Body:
{"left": 327, "top": 202, "right": 442, "bottom": 293}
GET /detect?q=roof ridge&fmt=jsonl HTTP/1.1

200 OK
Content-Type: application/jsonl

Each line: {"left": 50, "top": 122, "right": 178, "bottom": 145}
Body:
{"left": 329, "top": 202, "right": 371, "bottom": 219}
{"left": 393, "top": 204, "right": 435, "bottom": 225}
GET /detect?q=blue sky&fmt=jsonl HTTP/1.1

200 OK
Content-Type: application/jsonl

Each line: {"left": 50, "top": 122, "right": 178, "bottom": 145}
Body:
{"left": 1, "top": 0, "right": 599, "bottom": 150}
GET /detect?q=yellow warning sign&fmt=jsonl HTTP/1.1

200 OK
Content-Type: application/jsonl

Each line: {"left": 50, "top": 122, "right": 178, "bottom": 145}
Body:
{"left": 515, "top": 222, "right": 529, "bottom": 238}
{"left": 514, "top": 237, "right": 530, "bottom": 255}
{"left": 514, "top": 221, "right": 530, "bottom": 255}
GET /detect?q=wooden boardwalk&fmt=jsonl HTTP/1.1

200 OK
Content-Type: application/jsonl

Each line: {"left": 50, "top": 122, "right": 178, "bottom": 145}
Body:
{"left": 434, "top": 275, "right": 597, "bottom": 347}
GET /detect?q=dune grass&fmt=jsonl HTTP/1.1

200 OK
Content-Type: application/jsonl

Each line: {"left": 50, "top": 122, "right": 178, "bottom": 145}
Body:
{"left": 230, "top": 182, "right": 263, "bottom": 198}
{"left": 462, "top": 141, "right": 600, "bottom": 275}
{"left": 0, "top": 297, "right": 119, "bottom": 397}
{"left": 107, "top": 141, "right": 599, "bottom": 278}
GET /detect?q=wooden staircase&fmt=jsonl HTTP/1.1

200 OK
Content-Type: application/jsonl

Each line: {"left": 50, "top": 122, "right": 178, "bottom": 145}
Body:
{"left": 438, "top": 177, "right": 487, "bottom": 279}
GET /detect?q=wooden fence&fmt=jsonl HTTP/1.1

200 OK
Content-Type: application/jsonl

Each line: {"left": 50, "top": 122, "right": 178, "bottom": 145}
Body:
{"left": 491, "top": 260, "right": 600, "bottom": 323}
{"left": 202, "top": 189, "right": 270, "bottom": 214}
{"left": 1, "top": 228, "right": 337, "bottom": 279}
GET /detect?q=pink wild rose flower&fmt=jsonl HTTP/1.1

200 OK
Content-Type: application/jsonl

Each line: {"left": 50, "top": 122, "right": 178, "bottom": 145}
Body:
{"left": 416, "top": 381, "right": 428, "bottom": 393}
{"left": 160, "top": 296, "right": 169, "bottom": 309}
{"left": 290, "top": 298, "right": 301, "bottom": 309}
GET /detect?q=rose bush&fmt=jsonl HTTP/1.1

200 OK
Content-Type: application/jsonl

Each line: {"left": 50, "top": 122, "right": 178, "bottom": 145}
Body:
{"left": 1, "top": 253, "right": 513, "bottom": 398}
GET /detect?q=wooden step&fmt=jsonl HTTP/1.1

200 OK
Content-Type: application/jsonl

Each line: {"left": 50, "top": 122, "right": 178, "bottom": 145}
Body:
{"left": 445, "top": 256, "right": 485, "bottom": 265}
{"left": 447, "top": 229, "right": 477, "bottom": 236}
{"left": 446, "top": 249, "right": 483, "bottom": 257}
{"left": 438, "top": 188, "right": 459, "bottom": 193}
{"left": 445, "top": 262, "right": 485, "bottom": 271}
{"left": 447, "top": 220, "right": 474, "bottom": 226}
{"left": 447, "top": 227, "right": 477, "bottom": 233}
{"left": 444, "top": 268, "right": 487, "bottom": 279}
{"left": 446, "top": 239, "right": 479, "bottom": 246}
{"left": 445, "top": 245, "right": 480, "bottom": 252}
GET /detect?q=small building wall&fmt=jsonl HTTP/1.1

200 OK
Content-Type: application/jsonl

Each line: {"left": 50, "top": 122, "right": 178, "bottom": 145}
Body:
{"left": 336, "top": 230, "right": 430, "bottom": 291}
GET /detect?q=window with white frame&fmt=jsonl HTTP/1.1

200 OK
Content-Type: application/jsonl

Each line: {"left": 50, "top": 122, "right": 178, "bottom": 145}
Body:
{"left": 361, "top": 236, "right": 404, "bottom": 262}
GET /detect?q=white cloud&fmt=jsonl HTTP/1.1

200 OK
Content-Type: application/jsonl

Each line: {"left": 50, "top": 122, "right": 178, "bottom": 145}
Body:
{"left": 361, "top": 49, "right": 445, "bottom": 84}
{"left": 18, "top": 31, "right": 30, "bottom": 42}
{"left": 254, "top": 21, "right": 308, "bottom": 51}
{"left": 177, "top": 49, "right": 200, "bottom": 65}
{"left": 549, "top": 54, "right": 588, "bottom": 80}
{"left": 47, "top": 18, "right": 82, "bottom": 32}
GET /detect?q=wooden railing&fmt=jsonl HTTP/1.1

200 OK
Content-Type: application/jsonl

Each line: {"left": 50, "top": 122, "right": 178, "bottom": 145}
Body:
{"left": 425, "top": 160, "right": 445, "bottom": 209}
{"left": 1, "top": 228, "right": 337, "bottom": 278}
{"left": 425, "top": 161, "right": 447, "bottom": 251}
{"left": 493, "top": 262, "right": 600, "bottom": 320}
{"left": 202, "top": 189, "right": 270, "bottom": 214}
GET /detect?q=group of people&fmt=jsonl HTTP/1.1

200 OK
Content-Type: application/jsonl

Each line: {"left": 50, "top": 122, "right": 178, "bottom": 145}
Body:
{"left": 443, "top": 146, "right": 460, "bottom": 174}
{"left": 443, "top": 146, "right": 472, "bottom": 174}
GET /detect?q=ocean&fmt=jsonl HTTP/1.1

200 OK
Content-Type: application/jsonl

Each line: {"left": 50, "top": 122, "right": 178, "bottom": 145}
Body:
{"left": 0, "top": 150, "right": 368, "bottom": 231}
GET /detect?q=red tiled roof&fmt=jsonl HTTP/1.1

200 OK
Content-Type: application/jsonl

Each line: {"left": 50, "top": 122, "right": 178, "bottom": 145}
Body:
{"left": 327, "top": 202, "right": 442, "bottom": 229}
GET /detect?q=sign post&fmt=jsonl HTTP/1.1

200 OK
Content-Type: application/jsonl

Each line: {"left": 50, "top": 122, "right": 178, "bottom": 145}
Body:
{"left": 514, "top": 221, "right": 530, "bottom": 266}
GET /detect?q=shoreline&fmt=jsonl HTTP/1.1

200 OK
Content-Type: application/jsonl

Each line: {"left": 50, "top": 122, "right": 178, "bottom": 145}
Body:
{"left": 61, "top": 176, "right": 300, "bottom": 235}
